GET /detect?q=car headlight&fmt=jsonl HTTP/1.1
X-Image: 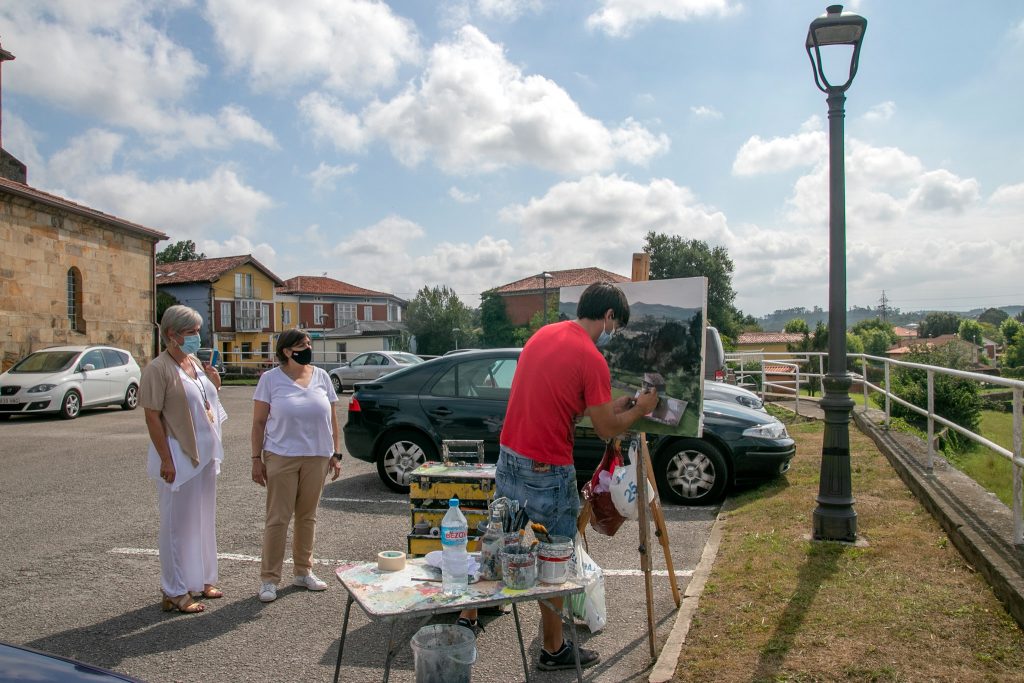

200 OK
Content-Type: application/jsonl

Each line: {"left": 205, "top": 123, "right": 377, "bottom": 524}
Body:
{"left": 27, "top": 384, "right": 57, "bottom": 393}
{"left": 743, "top": 422, "right": 788, "bottom": 439}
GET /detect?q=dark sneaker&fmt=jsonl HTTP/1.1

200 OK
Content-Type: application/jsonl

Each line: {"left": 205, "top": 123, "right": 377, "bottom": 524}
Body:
{"left": 455, "top": 617, "right": 484, "bottom": 638}
{"left": 538, "top": 640, "right": 600, "bottom": 671}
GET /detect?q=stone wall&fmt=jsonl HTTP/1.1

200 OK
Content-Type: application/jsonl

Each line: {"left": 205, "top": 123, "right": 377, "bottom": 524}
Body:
{"left": 0, "top": 193, "right": 158, "bottom": 370}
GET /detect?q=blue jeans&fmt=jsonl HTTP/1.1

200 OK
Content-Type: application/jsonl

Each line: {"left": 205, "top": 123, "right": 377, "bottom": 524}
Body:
{"left": 496, "top": 446, "right": 580, "bottom": 539}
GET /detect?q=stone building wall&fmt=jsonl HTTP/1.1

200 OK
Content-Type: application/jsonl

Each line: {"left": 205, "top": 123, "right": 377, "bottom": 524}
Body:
{"left": 0, "top": 193, "right": 158, "bottom": 370}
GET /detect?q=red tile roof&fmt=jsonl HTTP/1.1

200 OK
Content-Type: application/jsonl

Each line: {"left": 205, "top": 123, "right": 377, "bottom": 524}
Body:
{"left": 737, "top": 332, "right": 806, "bottom": 345}
{"left": 493, "top": 267, "right": 630, "bottom": 294}
{"left": 155, "top": 254, "right": 284, "bottom": 285}
{"left": 0, "top": 176, "right": 167, "bottom": 241}
{"left": 277, "top": 276, "right": 390, "bottom": 298}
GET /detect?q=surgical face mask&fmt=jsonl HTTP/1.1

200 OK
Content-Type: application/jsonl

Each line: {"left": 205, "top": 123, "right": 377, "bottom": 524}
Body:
{"left": 179, "top": 334, "right": 201, "bottom": 355}
{"left": 596, "top": 319, "right": 616, "bottom": 348}
{"left": 290, "top": 347, "right": 313, "bottom": 365}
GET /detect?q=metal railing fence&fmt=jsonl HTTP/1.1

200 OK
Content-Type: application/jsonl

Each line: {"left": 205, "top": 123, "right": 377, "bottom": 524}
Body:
{"left": 724, "top": 350, "right": 1024, "bottom": 546}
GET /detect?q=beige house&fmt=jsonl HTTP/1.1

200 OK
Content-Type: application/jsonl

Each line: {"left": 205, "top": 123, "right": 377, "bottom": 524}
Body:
{"left": 0, "top": 177, "right": 167, "bottom": 370}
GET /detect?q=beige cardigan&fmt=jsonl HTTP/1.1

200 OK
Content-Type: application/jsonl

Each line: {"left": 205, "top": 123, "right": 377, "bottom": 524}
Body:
{"left": 140, "top": 351, "right": 201, "bottom": 467}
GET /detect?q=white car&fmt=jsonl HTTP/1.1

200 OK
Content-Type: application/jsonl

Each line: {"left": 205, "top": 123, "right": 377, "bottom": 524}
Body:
{"left": 329, "top": 351, "right": 424, "bottom": 392}
{"left": 704, "top": 380, "right": 765, "bottom": 411}
{"left": 0, "top": 345, "right": 142, "bottom": 420}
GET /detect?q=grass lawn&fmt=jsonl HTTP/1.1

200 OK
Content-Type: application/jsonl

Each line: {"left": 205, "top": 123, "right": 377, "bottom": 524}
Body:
{"left": 673, "top": 420, "right": 1024, "bottom": 682}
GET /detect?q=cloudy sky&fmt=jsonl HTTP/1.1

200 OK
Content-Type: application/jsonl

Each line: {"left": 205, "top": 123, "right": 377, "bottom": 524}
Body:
{"left": 3, "top": 1, "right": 1022, "bottom": 316}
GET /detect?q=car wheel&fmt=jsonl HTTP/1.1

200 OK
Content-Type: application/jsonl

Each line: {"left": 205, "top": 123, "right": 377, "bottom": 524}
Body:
{"left": 653, "top": 438, "right": 728, "bottom": 506}
{"left": 121, "top": 384, "right": 139, "bottom": 410}
{"left": 376, "top": 430, "right": 437, "bottom": 493}
{"left": 331, "top": 374, "right": 342, "bottom": 393}
{"left": 59, "top": 391, "right": 82, "bottom": 420}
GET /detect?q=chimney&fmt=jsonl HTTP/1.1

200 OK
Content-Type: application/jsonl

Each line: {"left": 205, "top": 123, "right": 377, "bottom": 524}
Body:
{"left": 0, "top": 38, "right": 26, "bottom": 183}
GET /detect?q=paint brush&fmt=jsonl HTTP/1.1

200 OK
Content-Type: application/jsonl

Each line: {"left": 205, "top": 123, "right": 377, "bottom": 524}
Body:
{"left": 531, "top": 522, "right": 553, "bottom": 544}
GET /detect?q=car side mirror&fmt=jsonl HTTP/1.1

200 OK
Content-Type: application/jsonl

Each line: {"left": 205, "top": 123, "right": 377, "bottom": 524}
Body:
{"left": 81, "top": 363, "right": 95, "bottom": 372}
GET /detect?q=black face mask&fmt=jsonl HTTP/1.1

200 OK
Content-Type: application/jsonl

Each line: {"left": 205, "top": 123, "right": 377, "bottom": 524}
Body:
{"left": 290, "top": 347, "right": 313, "bottom": 365}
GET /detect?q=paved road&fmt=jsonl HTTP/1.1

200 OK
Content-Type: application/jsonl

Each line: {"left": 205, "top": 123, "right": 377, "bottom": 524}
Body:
{"left": 0, "top": 386, "right": 718, "bottom": 682}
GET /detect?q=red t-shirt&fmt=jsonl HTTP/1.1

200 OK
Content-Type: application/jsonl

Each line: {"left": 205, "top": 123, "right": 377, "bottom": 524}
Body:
{"left": 500, "top": 320, "right": 612, "bottom": 465}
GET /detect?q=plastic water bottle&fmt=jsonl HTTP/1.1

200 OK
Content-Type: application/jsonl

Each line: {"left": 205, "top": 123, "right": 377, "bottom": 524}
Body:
{"left": 479, "top": 505, "right": 505, "bottom": 581}
{"left": 441, "top": 497, "right": 469, "bottom": 596}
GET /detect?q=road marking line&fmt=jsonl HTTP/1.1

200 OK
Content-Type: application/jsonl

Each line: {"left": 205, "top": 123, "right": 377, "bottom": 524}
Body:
{"left": 110, "top": 548, "right": 693, "bottom": 577}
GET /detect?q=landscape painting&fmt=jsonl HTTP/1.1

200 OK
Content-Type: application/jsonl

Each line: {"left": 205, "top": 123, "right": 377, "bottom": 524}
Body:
{"left": 559, "top": 277, "right": 707, "bottom": 437}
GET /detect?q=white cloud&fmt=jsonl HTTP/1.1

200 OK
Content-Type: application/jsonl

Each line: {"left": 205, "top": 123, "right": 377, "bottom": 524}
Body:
{"left": 449, "top": 186, "right": 481, "bottom": 203}
{"left": 298, "top": 93, "right": 370, "bottom": 153}
{"left": 862, "top": 101, "right": 896, "bottom": 122}
{"left": 690, "top": 105, "right": 722, "bottom": 120}
{"left": 907, "top": 170, "right": 980, "bottom": 213}
{"left": 205, "top": 0, "right": 420, "bottom": 94}
{"left": 476, "top": 0, "right": 543, "bottom": 21}
{"left": 363, "top": 25, "right": 669, "bottom": 173}
{"left": 732, "top": 120, "right": 825, "bottom": 176}
{"left": 990, "top": 182, "right": 1024, "bottom": 204}
{"left": 587, "top": 0, "right": 740, "bottom": 37}
{"left": 307, "top": 162, "right": 358, "bottom": 192}
{"left": 199, "top": 235, "right": 277, "bottom": 266}
{"left": 0, "top": 2, "right": 274, "bottom": 153}
{"left": 500, "top": 173, "right": 732, "bottom": 269}
{"left": 334, "top": 215, "right": 427, "bottom": 257}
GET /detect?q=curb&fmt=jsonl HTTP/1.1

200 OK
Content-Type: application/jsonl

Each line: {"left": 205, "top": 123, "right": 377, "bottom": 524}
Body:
{"left": 648, "top": 503, "right": 729, "bottom": 683}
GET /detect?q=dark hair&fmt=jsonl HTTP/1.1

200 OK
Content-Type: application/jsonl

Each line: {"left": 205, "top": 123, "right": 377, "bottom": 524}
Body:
{"left": 275, "top": 329, "right": 310, "bottom": 364}
{"left": 576, "top": 282, "right": 630, "bottom": 327}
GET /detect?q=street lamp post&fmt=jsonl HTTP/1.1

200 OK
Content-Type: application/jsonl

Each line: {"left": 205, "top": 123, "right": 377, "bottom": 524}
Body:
{"left": 541, "top": 271, "right": 553, "bottom": 325}
{"left": 452, "top": 328, "right": 460, "bottom": 350}
{"left": 806, "top": 4, "right": 867, "bottom": 542}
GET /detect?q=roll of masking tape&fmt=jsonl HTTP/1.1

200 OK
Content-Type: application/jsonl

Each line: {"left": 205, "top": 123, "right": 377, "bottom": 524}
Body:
{"left": 377, "top": 550, "right": 406, "bottom": 571}
{"left": 429, "top": 527, "right": 440, "bottom": 538}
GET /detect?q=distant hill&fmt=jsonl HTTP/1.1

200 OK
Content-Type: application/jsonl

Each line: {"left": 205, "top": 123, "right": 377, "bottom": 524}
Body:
{"left": 756, "top": 305, "right": 1024, "bottom": 331}
{"left": 558, "top": 301, "right": 701, "bottom": 322}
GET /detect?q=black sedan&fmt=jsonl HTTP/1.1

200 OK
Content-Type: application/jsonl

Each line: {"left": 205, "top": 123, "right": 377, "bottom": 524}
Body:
{"left": 343, "top": 349, "right": 795, "bottom": 506}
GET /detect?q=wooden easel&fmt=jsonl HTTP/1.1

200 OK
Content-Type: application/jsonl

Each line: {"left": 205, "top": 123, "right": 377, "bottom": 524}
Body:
{"left": 576, "top": 432, "right": 681, "bottom": 658}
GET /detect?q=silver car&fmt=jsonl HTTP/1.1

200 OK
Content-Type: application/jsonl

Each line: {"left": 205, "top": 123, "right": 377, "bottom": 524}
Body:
{"left": 328, "top": 351, "right": 423, "bottom": 392}
{"left": 0, "top": 345, "right": 142, "bottom": 419}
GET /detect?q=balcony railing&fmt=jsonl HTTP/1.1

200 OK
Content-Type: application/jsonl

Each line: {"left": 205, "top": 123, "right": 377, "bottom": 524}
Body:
{"left": 234, "top": 285, "right": 263, "bottom": 299}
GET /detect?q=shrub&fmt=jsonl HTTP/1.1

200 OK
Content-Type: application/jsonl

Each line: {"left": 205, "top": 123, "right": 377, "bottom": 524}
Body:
{"left": 889, "top": 345, "right": 982, "bottom": 453}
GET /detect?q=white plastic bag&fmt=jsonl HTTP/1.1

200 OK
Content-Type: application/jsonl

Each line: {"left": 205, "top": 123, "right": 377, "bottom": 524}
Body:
{"left": 609, "top": 441, "right": 655, "bottom": 520}
{"left": 568, "top": 540, "right": 607, "bottom": 633}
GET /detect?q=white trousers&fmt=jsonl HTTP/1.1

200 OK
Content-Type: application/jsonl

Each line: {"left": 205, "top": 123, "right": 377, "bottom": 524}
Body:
{"left": 158, "top": 460, "right": 218, "bottom": 596}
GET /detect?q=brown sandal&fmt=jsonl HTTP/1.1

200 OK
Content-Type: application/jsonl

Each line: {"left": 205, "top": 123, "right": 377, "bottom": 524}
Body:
{"left": 192, "top": 585, "right": 224, "bottom": 599}
{"left": 161, "top": 592, "right": 206, "bottom": 614}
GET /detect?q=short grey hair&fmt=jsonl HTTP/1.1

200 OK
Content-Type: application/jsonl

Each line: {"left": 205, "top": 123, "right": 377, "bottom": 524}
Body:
{"left": 159, "top": 305, "right": 203, "bottom": 348}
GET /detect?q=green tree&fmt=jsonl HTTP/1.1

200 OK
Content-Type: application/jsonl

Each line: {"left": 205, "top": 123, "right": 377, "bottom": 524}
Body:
{"left": 478, "top": 291, "right": 516, "bottom": 348}
{"left": 918, "top": 311, "right": 961, "bottom": 338}
{"left": 784, "top": 318, "right": 809, "bottom": 334}
{"left": 156, "top": 291, "right": 179, "bottom": 325}
{"left": 978, "top": 307, "right": 1009, "bottom": 326}
{"left": 643, "top": 232, "right": 738, "bottom": 337}
{"left": 890, "top": 344, "right": 981, "bottom": 452}
{"left": 858, "top": 328, "right": 893, "bottom": 356}
{"left": 1001, "top": 318, "right": 1024, "bottom": 367}
{"left": 851, "top": 318, "right": 897, "bottom": 347}
{"left": 156, "top": 239, "right": 204, "bottom": 264}
{"left": 957, "top": 319, "right": 983, "bottom": 345}
{"left": 406, "top": 285, "right": 474, "bottom": 356}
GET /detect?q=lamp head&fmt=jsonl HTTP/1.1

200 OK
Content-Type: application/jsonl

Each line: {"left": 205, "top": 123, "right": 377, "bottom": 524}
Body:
{"left": 806, "top": 4, "right": 867, "bottom": 93}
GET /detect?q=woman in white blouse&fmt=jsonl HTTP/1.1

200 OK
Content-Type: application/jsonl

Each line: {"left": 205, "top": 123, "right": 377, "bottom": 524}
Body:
{"left": 251, "top": 329, "right": 342, "bottom": 603}
{"left": 141, "top": 305, "right": 226, "bottom": 614}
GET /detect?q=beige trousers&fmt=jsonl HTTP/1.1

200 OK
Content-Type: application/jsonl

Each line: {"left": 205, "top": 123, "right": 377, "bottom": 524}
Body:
{"left": 260, "top": 453, "right": 330, "bottom": 583}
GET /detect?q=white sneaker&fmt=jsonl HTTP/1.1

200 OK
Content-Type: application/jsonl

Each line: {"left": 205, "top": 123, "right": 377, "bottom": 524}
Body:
{"left": 258, "top": 582, "right": 277, "bottom": 602}
{"left": 292, "top": 572, "right": 328, "bottom": 591}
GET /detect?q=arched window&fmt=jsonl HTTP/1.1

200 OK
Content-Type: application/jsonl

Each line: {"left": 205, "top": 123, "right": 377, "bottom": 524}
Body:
{"left": 67, "top": 267, "right": 84, "bottom": 332}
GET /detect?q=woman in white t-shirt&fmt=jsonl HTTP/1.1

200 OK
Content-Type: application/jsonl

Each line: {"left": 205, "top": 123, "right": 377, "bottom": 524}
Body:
{"left": 251, "top": 329, "right": 342, "bottom": 603}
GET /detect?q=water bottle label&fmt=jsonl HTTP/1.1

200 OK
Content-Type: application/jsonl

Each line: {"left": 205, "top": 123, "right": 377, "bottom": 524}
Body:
{"left": 440, "top": 525, "right": 467, "bottom": 547}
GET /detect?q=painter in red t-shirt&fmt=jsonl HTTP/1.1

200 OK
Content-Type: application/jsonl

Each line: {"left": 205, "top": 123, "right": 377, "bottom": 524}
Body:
{"left": 458, "top": 282, "right": 658, "bottom": 671}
